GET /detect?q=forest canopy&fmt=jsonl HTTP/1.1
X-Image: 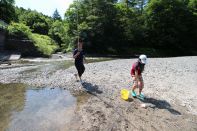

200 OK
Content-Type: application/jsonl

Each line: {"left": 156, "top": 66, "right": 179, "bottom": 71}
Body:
{"left": 1, "top": 0, "right": 197, "bottom": 56}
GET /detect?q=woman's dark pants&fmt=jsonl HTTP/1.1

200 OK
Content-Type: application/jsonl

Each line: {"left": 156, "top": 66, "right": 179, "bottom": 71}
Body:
{"left": 75, "top": 62, "right": 85, "bottom": 77}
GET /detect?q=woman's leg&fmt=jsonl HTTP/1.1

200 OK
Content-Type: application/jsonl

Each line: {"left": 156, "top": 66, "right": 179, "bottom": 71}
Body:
{"left": 75, "top": 63, "right": 82, "bottom": 81}
{"left": 78, "top": 64, "right": 85, "bottom": 82}
{"left": 74, "top": 63, "right": 79, "bottom": 81}
{"left": 74, "top": 73, "right": 79, "bottom": 81}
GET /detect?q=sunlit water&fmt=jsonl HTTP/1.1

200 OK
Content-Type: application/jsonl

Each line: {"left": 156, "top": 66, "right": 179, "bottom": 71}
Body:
{"left": 0, "top": 84, "right": 78, "bottom": 131}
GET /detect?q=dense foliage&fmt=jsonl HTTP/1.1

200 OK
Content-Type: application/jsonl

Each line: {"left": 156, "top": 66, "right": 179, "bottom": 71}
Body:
{"left": 30, "top": 33, "right": 58, "bottom": 56}
{"left": 64, "top": 0, "right": 197, "bottom": 55}
{"left": 53, "top": 9, "right": 62, "bottom": 21}
{"left": 7, "top": 22, "right": 31, "bottom": 39}
{"left": 1, "top": 0, "right": 197, "bottom": 56}
{"left": 0, "top": 0, "right": 16, "bottom": 23}
{"left": 7, "top": 22, "right": 58, "bottom": 56}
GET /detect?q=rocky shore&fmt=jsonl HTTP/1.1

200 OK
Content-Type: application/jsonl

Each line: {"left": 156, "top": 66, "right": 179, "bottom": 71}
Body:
{"left": 0, "top": 56, "right": 197, "bottom": 130}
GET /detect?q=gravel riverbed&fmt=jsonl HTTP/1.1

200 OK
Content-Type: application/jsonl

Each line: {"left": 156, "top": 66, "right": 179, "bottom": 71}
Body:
{"left": 0, "top": 56, "right": 197, "bottom": 131}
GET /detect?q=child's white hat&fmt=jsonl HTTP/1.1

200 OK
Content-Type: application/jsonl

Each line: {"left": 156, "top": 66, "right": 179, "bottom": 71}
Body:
{"left": 139, "top": 54, "right": 147, "bottom": 64}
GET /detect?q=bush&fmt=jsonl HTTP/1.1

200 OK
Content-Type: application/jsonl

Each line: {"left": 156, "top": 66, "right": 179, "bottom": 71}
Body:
{"left": 48, "top": 20, "right": 71, "bottom": 51}
{"left": 7, "top": 22, "right": 58, "bottom": 57}
{"left": 7, "top": 22, "right": 31, "bottom": 39}
{"left": 30, "top": 33, "right": 58, "bottom": 56}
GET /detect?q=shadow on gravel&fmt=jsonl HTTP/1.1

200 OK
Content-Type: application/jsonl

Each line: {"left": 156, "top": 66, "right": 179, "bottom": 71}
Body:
{"left": 82, "top": 82, "right": 103, "bottom": 95}
{"left": 142, "top": 97, "right": 181, "bottom": 115}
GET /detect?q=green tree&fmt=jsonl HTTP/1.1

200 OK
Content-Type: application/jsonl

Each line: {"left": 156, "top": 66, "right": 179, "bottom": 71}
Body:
{"left": 120, "top": 0, "right": 148, "bottom": 13}
{"left": 188, "top": 0, "right": 197, "bottom": 49}
{"left": 63, "top": 0, "right": 197, "bottom": 55}
{"left": 188, "top": 0, "right": 197, "bottom": 15}
{"left": 65, "top": 0, "right": 122, "bottom": 54}
{"left": 0, "top": 0, "right": 16, "bottom": 23}
{"left": 7, "top": 22, "right": 31, "bottom": 39}
{"left": 18, "top": 10, "right": 51, "bottom": 35}
{"left": 120, "top": 0, "right": 137, "bottom": 8}
{"left": 49, "top": 20, "right": 70, "bottom": 49}
{"left": 145, "top": 0, "right": 195, "bottom": 51}
{"left": 114, "top": 3, "right": 147, "bottom": 49}
{"left": 52, "top": 9, "right": 62, "bottom": 21}
{"left": 136, "top": 0, "right": 148, "bottom": 13}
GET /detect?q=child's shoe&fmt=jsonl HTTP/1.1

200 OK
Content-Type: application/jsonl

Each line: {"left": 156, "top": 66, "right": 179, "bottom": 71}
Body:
{"left": 138, "top": 93, "right": 144, "bottom": 100}
{"left": 131, "top": 91, "right": 137, "bottom": 97}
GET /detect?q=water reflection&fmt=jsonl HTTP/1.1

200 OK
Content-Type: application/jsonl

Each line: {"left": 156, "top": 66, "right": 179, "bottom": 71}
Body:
{"left": 0, "top": 83, "right": 26, "bottom": 131}
{"left": 0, "top": 84, "right": 77, "bottom": 131}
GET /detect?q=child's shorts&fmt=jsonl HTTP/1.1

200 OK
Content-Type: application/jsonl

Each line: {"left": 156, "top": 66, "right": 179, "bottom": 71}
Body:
{"left": 132, "top": 75, "right": 143, "bottom": 87}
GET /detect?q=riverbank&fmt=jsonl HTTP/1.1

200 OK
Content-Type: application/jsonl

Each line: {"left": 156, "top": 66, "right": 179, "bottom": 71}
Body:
{"left": 0, "top": 56, "right": 197, "bottom": 130}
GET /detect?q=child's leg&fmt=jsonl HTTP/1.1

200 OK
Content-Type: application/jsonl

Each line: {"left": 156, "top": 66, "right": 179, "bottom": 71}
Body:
{"left": 131, "top": 76, "right": 137, "bottom": 91}
{"left": 131, "top": 76, "right": 138, "bottom": 97}
{"left": 138, "top": 76, "right": 144, "bottom": 95}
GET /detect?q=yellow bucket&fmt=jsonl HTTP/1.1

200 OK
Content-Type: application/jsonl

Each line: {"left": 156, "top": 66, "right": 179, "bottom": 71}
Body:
{"left": 121, "top": 89, "right": 130, "bottom": 100}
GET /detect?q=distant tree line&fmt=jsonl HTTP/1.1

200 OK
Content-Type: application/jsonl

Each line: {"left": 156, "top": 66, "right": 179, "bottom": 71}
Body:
{"left": 0, "top": 0, "right": 197, "bottom": 56}
{"left": 65, "top": 0, "right": 197, "bottom": 56}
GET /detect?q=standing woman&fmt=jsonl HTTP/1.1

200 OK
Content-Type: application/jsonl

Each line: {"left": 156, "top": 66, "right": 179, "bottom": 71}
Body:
{"left": 73, "top": 39, "right": 86, "bottom": 84}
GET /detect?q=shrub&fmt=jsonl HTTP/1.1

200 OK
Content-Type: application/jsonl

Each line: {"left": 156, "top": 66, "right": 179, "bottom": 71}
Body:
{"left": 30, "top": 33, "right": 58, "bottom": 56}
{"left": 6, "top": 22, "right": 58, "bottom": 57}
{"left": 7, "top": 22, "right": 31, "bottom": 39}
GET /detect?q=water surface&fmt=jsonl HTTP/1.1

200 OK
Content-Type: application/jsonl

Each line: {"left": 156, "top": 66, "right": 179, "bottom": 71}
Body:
{"left": 0, "top": 83, "right": 78, "bottom": 131}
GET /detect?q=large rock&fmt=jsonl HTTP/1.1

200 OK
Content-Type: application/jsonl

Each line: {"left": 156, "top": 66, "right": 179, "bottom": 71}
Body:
{"left": 0, "top": 51, "right": 21, "bottom": 61}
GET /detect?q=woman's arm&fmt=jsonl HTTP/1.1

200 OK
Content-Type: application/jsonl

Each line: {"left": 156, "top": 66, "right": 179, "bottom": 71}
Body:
{"left": 83, "top": 55, "right": 87, "bottom": 64}
{"left": 73, "top": 51, "right": 80, "bottom": 59}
